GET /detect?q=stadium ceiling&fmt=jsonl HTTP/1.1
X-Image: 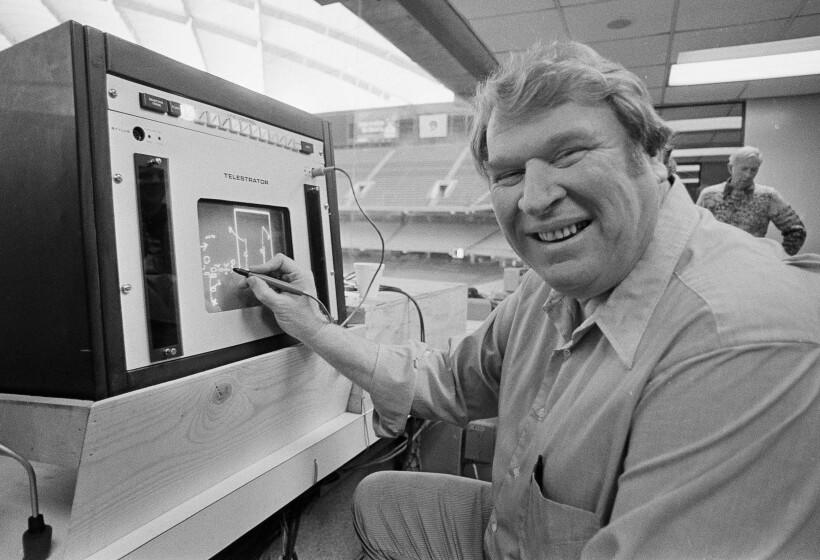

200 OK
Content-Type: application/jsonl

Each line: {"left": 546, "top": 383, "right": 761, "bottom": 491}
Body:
{"left": 1, "top": 0, "right": 817, "bottom": 115}
{"left": 332, "top": 0, "right": 820, "bottom": 108}
{"left": 0, "top": 0, "right": 455, "bottom": 114}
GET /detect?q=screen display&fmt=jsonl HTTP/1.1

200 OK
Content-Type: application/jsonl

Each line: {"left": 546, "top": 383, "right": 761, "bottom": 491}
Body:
{"left": 198, "top": 199, "right": 292, "bottom": 313}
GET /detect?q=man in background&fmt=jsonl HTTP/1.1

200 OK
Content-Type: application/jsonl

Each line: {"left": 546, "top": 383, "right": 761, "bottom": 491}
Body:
{"left": 697, "top": 146, "right": 806, "bottom": 254}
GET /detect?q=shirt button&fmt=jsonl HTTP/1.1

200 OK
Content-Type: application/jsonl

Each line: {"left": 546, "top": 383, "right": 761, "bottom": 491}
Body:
{"left": 562, "top": 348, "right": 571, "bottom": 359}
{"left": 535, "top": 407, "right": 546, "bottom": 420}
{"left": 512, "top": 466, "right": 520, "bottom": 478}
{"left": 491, "top": 519, "right": 498, "bottom": 532}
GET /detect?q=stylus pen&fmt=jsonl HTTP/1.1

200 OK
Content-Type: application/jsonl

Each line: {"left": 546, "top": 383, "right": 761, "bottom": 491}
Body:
{"left": 233, "top": 268, "right": 305, "bottom": 296}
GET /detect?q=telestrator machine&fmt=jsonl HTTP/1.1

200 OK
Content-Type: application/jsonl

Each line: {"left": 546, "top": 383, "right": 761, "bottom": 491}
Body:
{"left": 0, "top": 22, "right": 344, "bottom": 399}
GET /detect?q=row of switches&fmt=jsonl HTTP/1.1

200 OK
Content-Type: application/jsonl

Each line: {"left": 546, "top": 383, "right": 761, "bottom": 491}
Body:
{"left": 138, "top": 91, "right": 314, "bottom": 155}
{"left": 196, "top": 110, "right": 312, "bottom": 154}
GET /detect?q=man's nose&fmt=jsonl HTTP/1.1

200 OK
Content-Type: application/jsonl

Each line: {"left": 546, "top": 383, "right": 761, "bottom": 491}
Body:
{"left": 518, "top": 160, "right": 565, "bottom": 215}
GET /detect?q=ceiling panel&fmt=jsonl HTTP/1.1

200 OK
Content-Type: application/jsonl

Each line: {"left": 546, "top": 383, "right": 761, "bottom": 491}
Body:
{"left": 469, "top": 9, "right": 567, "bottom": 53}
{"left": 260, "top": 13, "right": 451, "bottom": 108}
{"left": 189, "top": 0, "right": 259, "bottom": 43}
{"left": 114, "top": 0, "right": 188, "bottom": 20}
{"left": 647, "top": 87, "right": 663, "bottom": 105}
{"left": 196, "top": 26, "right": 264, "bottom": 93}
{"left": 0, "top": 0, "right": 59, "bottom": 42}
{"left": 801, "top": 0, "right": 820, "bottom": 15}
{"left": 786, "top": 14, "right": 820, "bottom": 38}
{"left": 667, "top": 130, "right": 717, "bottom": 147}
{"left": 631, "top": 64, "right": 668, "bottom": 89}
{"left": 118, "top": 8, "right": 205, "bottom": 70}
{"left": 559, "top": 0, "right": 614, "bottom": 6}
{"left": 675, "top": 0, "right": 803, "bottom": 30}
{"left": 448, "top": 0, "right": 556, "bottom": 20}
{"left": 564, "top": 0, "right": 675, "bottom": 43}
{"left": 43, "top": 0, "right": 135, "bottom": 41}
{"left": 671, "top": 21, "right": 790, "bottom": 56}
{"left": 587, "top": 34, "right": 670, "bottom": 68}
{"left": 447, "top": 0, "right": 818, "bottom": 111}
{"left": 262, "top": 49, "right": 395, "bottom": 113}
{"left": 663, "top": 82, "right": 746, "bottom": 104}
{"left": 743, "top": 74, "right": 820, "bottom": 99}
{"left": 710, "top": 130, "right": 744, "bottom": 145}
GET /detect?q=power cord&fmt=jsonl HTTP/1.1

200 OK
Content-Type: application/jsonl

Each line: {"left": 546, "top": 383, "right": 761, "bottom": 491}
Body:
{"left": 311, "top": 166, "right": 385, "bottom": 328}
{"left": 378, "top": 284, "right": 426, "bottom": 343}
{"left": 0, "top": 442, "right": 52, "bottom": 560}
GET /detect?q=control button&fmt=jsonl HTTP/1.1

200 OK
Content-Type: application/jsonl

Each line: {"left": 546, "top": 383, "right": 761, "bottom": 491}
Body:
{"left": 180, "top": 103, "right": 196, "bottom": 121}
{"left": 167, "top": 101, "right": 181, "bottom": 117}
{"left": 259, "top": 128, "right": 269, "bottom": 142}
{"left": 299, "top": 141, "right": 314, "bottom": 155}
{"left": 139, "top": 92, "right": 167, "bottom": 113}
{"left": 207, "top": 112, "right": 220, "bottom": 128}
{"left": 239, "top": 120, "right": 251, "bottom": 136}
{"left": 250, "top": 124, "right": 259, "bottom": 139}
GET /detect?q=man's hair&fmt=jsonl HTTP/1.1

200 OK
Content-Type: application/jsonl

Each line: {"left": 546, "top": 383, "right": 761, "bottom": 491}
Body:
{"left": 469, "top": 41, "right": 671, "bottom": 177}
{"left": 729, "top": 146, "right": 763, "bottom": 166}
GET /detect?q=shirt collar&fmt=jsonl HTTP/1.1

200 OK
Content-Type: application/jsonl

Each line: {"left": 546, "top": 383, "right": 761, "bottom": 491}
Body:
{"left": 543, "top": 182, "right": 699, "bottom": 367}
{"left": 723, "top": 179, "right": 754, "bottom": 197}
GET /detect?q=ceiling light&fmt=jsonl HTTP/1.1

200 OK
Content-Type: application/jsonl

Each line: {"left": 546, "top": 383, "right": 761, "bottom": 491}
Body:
{"left": 669, "top": 36, "right": 820, "bottom": 86}
{"left": 666, "top": 116, "right": 742, "bottom": 132}
{"left": 671, "top": 147, "right": 741, "bottom": 158}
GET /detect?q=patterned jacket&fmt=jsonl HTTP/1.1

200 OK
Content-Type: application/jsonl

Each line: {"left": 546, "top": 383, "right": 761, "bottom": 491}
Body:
{"left": 696, "top": 180, "right": 806, "bottom": 255}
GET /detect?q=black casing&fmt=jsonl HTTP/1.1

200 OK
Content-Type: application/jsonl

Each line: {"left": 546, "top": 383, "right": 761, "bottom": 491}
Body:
{"left": 0, "top": 22, "right": 344, "bottom": 400}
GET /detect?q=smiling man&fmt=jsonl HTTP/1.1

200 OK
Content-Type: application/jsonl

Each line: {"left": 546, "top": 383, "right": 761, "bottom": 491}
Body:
{"left": 245, "top": 42, "right": 820, "bottom": 559}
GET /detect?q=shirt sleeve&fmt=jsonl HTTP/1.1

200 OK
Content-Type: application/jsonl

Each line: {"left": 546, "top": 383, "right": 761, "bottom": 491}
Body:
{"left": 583, "top": 342, "right": 820, "bottom": 559}
{"left": 366, "top": 291, "right": 515, "bottom": 437}
{"left": 768, "top": 191, "right": 806, "bottom": 255}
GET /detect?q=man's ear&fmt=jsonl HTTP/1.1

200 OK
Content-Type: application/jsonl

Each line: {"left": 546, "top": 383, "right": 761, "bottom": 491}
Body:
{"left": 649, "top": 154, "right": 667, "bottom": 183}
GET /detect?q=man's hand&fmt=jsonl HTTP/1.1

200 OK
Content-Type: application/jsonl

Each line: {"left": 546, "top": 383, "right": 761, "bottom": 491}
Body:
{"left": 243, "top": 253, "right": 329, "bottom": 343}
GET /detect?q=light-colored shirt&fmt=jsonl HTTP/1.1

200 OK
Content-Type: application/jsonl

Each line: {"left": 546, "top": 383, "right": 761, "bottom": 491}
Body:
{"left": 696, "top": 181, "right": 806, "bottom": 255}
{"left": 364, "top": 183, "right": 820, "bottom": 559}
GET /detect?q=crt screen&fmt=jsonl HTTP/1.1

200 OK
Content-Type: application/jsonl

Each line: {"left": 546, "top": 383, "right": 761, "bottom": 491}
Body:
{"left": 198, "top": 199, "right": 291, "bottom": 313}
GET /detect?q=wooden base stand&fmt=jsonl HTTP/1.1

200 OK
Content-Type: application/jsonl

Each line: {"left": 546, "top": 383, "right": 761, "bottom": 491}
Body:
{"left": 0, "top": 278, "right": 467, "bottom": 559}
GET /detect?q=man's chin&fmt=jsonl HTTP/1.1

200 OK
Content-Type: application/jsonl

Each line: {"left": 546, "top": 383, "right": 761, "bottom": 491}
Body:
{"left": 537, "top": 268, "right": 596, "bottom": 298}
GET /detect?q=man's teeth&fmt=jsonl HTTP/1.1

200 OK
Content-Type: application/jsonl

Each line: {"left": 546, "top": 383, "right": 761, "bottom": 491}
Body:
{"left": 538, "top": 223, "right": 577, "bottom": 242}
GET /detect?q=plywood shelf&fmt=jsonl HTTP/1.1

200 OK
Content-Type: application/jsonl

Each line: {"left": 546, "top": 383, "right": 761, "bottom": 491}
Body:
{"left": 0, "top": 278, "right": 467, "bottom": 559}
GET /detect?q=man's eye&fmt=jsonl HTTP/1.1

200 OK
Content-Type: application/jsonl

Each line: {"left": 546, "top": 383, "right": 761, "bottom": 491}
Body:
{"left": 554, "top": 148, "right": 587, "bottom": 166}
{"left": 491, "top": 170, "right": 524, "bottom": 188}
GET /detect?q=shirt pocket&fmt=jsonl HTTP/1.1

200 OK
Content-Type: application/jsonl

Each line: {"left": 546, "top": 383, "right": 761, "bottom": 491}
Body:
{"left": 520, "top": 468, "right": 601, "bottom": 560}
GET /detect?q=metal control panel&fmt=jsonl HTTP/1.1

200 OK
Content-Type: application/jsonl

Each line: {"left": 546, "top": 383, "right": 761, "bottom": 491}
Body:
{"left": 109, "top": 78, "right": 324, "bottom": 161}
{"left": 107, "top": 74, "right": 337, "bottom": 371}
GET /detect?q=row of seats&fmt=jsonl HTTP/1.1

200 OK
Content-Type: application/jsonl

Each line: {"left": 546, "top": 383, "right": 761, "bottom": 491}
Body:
{"left": 338, "top": 218, "right": 517, "bottom": 260}
{"left": 334, "top": 142, "right": 490, "bottom": 209}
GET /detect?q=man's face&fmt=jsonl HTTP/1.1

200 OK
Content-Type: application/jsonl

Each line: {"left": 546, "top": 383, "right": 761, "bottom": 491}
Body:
{"left": 485, "top": 102, "right": 666, "bottom": 300}
{"left": 728, "top": 157, "right": 759, "bottom": 189}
